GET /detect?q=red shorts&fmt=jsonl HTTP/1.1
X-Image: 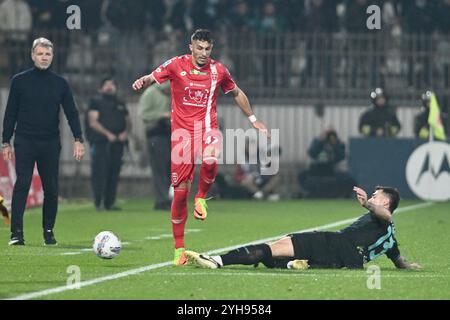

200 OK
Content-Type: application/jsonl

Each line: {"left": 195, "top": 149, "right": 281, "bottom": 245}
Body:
{"left": 170, "top": 128, "right": 222, "bottom": 187}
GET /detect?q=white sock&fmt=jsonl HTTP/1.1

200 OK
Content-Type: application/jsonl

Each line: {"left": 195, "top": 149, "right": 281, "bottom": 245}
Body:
{"left": 211, "top": 255, "right": 223, "bottom": 267}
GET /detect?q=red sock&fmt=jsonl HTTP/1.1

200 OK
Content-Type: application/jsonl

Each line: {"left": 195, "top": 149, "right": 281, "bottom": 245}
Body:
{"left": 171, "top": 188, "right": 188, "bottom": 249}
{"left": 196, "top": 159, "right": 218, "bottom": 199}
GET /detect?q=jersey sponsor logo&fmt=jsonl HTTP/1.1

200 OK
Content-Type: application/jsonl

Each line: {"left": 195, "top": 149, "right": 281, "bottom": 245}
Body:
{"left": 183, "top": 87, "right": 209, "bottom": 107}
{"left": 190, "top": 69, "right": 208, "bottom": 76}
{"left": 406, "top": 141, "right": 450, "bottom": 201}
{"left": 189, "top": 82, "right": 206, "bottom": 88}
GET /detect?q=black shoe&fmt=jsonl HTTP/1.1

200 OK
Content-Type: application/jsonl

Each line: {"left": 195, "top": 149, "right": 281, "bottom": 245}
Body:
{"left": 44, "top": 230, "right": 58, "bottom": 246}
{"left": 8, "top": 232, "right": 25, "bottom": 246}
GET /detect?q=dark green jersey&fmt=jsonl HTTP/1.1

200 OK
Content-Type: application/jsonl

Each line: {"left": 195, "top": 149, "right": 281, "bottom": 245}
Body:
{"left": 340, "top": 212, "right": 401, "bottom": 263}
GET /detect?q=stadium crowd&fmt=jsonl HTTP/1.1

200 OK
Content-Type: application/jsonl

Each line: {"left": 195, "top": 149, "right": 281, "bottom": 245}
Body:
{"left": 2, "top": 0, "right": 450, "bottom": 95}
{"left": 1, "top": 0, "right": 450, "bottom": 35}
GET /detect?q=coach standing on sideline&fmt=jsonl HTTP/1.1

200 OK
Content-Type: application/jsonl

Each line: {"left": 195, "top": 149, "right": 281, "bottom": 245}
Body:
{"left": 2, "top": 38, "right": 85, "bottom": 246}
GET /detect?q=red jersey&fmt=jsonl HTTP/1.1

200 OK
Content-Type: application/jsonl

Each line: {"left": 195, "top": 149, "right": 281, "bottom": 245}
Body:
{"left": 151, "top": 55, "right": 236, "bottom": 132}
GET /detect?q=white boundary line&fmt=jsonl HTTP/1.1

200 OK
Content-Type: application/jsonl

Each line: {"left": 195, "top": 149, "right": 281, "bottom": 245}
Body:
{"left": 6, "top": 202, "right": 433, "bottom": 300}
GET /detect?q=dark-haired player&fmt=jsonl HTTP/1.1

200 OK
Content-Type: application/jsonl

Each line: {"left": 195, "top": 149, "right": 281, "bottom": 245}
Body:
{"left": 186, "top": 186, "right": 422, "bottom": 270}
{"left": 132, "top": 29, "right": 268, "bottom": 265}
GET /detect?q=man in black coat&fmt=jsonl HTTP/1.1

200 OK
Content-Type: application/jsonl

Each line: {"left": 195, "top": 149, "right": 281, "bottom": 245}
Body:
{"left": 2, "top": 37, "right": 85, "bottom": 246}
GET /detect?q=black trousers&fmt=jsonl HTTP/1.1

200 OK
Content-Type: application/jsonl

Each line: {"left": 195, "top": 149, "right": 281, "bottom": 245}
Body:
{"left": 11, "top": 136, "right": 61, "bottom": 233}
{"left": 90, "top": 141, "right": 124, "bottom": 209}
{"left": 146, "top": 132, "right": 171, "bottom": 207}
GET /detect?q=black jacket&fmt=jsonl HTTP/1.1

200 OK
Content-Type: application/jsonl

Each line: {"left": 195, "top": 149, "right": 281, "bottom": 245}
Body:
{"left": 2, "top": 67, "right": 82, "bottom": 143}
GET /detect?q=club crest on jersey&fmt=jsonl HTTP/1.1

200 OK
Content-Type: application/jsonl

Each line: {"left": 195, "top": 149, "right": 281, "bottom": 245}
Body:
{"left": 180, "top": 71, "right": 187, "bottom": 76}
{"left": 188, "top": 88, "right": 209, "bottom": 104}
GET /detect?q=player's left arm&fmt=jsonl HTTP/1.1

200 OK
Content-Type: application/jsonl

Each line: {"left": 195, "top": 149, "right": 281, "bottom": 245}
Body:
{"left": 230, "top": 86, "right": 269, "bottom": 136}
{"left": 386, "top": 240, "right": 422, "bottom": 270}
{"left": 393, "top": 255, "right": 422, "bottom": 270}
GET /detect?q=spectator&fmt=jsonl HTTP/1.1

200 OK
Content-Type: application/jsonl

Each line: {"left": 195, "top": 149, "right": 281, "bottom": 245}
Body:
{"left": 105, "top": 0, "right": 150, "bottom": 31}
{"left": 359, "top": 87, "right": 401, "bottom": 137}
{"left": 345, "top": 0, "right": 373, "bottom": 33}
{"left": 303, "top": 0, "right": 339, "bottom": 87}
{"left": 235, "top": 141, "right": 281, "bottom": 201}
{"left": 28, "top": 0, "right": 54, "bottom": 30}
{"left": 345, "top": 0, "right": 382, "bottom": 87}
{"left": 305, "top": 0, "right": 339, "bottom": 34}
{"left": 298, "top": 129, "right": 355, "bottom": 198}
{"left": 138, "top": 82, "right": 172, "bottom": 211}
{"left": 414, "top": 91, "right": 448, "bottom": 140}
{"left": 401, "top": 0, "right": 437, "bottom": 87}
{"left": 87, "top": 77, "right": 131, "bottom": 211}
{"left": 401, "top": 0, "right": 436, "bottom": 35}
{"left": 279, "top": 0, "right": 306, "bottom": 32}
{"left": 228, "top": 0, "right": 257, "bottom": 83}
{"left": 257, "top": 2, "right": 286, "bottom": 89}
{"left": 436, "top": 0, "right": 450, "bottom": 34}
{"left": 435, "top": 0, "right": 450, "bottom": 89}
{"left": 0, "top": 0, "right": 32, "bottom": 74}
{"left": 169, "top": 0, "right": 211, "bottom": 34}
{"left": 230, "top": 0, "right": 256, "bottom": 32}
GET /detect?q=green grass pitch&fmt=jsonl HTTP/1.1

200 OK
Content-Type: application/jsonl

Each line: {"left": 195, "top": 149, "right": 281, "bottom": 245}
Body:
{"left": 1, "top": 198, "right": 449, "bottom": 300}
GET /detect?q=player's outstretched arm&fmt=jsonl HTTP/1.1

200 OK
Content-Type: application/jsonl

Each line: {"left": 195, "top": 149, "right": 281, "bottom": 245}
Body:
{"left": 353, "top": 186, "right": 392, "bottom": 223}
{"left": 230, "top": 86, "right": 269, "bottom": 136}
{"left": 393, "top": 255, "right": 422, "bottom": 270}
{"left": 132, "top": 74, "right": 156, "bottom": 91}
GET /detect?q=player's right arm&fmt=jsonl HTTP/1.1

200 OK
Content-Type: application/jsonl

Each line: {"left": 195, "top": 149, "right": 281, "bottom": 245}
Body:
{"left": 132, "top": 74, "right": 156, "bottom": 91}
{"left": 133, "top": 57, "right": 176, "bottom": 91}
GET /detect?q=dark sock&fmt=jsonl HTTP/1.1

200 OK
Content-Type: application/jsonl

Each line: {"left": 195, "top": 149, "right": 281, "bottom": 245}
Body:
{"left": 261, "top": 258, "right": 292, "bottom": 269}
{"left": 221, "top": 244, "right": 272, "bottom": 266}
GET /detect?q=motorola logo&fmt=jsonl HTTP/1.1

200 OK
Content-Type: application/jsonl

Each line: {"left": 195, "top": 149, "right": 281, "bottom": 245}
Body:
{"left": 406, "top": 142, "right": 450, "bottom": 201}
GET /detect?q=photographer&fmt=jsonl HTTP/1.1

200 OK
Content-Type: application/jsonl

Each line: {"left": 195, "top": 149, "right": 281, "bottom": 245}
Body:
{"left": 298, "top": 129, "right": 355, "bottom": 198}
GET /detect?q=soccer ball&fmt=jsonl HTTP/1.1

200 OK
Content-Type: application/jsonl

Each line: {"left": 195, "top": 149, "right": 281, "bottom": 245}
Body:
{"left": 93, "top": 231, "right": 122, "bottom": 259}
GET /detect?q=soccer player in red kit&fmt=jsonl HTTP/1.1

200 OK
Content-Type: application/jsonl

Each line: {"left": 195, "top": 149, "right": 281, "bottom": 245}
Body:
{"left": 132, "top": 29, "right": 268, "bottom": 265}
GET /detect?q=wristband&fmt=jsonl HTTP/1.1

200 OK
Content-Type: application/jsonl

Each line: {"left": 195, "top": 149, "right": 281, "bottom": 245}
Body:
{"left": 248, "top": 115, "right": 257, "bottom": 123}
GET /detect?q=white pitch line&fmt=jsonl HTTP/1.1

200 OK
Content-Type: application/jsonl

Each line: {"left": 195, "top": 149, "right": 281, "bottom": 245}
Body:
{"left": 7, "top": 202, "right": 433, "bottom": 300}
